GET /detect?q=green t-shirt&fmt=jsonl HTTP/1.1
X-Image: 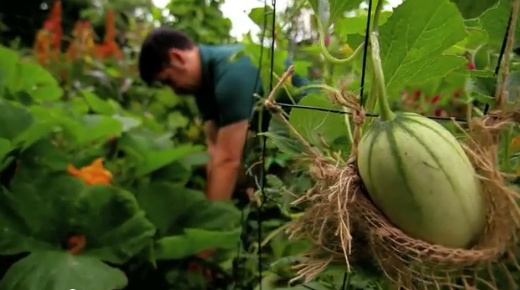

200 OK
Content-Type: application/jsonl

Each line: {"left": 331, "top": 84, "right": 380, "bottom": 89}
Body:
{"left": 194, "top": 44, "right": 264, "bottom": 128}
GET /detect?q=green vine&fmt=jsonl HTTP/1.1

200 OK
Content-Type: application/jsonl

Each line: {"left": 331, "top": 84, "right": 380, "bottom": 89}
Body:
{"left": 316, "top": 19, "right": 364, "bottom": 64}
{"left": 370, "top": 0, "right": 394, "bottom": 121}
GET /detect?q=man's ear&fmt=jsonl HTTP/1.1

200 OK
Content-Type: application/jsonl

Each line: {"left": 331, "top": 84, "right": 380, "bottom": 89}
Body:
{"left": 168, "top": 49, "right": 186, "bottom": 67}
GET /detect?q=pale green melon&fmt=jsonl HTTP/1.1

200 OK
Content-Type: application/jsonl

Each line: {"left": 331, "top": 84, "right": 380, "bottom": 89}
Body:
{"left": 357, "top": 112, "right": 486, "bottom": 248}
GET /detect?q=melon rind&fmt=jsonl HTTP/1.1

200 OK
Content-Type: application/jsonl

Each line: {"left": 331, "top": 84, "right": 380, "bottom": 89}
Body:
{"left": 357, "top": 112, "right": 486, "bottom": 248}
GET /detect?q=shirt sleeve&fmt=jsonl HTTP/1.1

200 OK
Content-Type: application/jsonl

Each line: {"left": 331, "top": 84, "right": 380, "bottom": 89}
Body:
{"left": 215, "top": 63, "right": 262, "bottom": 127}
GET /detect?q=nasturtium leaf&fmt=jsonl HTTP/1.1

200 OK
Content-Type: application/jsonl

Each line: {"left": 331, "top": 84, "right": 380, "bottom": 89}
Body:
{"left": 112, "top": 115, "right": 141, "bottom": 132}
{"left": 81, "top": 90, "right": 114, "bottom": 115}
{"left": 289, "top": 93, "right": 348, "bottom": 150}
{"left": 0, "top": 46, "right": 62, "bottom": 102}
{"left": 0, "top": 251, "right": 127, "bottom": 290}
{"left": 134, "top": 144, "right": 205, "bottom": 177}
{"left": 63, "top": 115, "right": 122, "bottom": 145}
{"left": 0, "top": 46, "right": 18, "bottom": 91}
{"left": 380, "top": 0, "right": 468, "bottom": 94}
{"left": 481, "top": 0, "right": 520, "bottom": 49}
{"left": 17, "top": 62, "right": 63, "bottom": 102}
{"left": 154, "top": 228, "right": 241, "bottom": 260}
{"left": 0, "top": 173, "right": 155, "bottom": 264}
{"left": 450, "top": 0, "right": 499, "bottom": 19}
{"left": 0, "top": 100, "right": 33, "bottom": 143}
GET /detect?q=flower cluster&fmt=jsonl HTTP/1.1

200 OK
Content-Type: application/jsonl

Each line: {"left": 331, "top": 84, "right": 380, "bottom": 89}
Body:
{"left": 33, "top": 1, "right": 122, "bottom": 65}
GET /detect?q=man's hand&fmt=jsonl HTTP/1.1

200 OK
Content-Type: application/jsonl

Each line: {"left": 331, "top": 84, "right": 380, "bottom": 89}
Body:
{"left": 206, "top": 120, "right": 248, "bottom": 201}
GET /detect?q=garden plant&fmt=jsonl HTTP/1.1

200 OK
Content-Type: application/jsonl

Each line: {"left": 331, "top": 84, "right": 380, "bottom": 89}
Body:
{"left": 0, "top": 0, "right": 519, "bottom": 289}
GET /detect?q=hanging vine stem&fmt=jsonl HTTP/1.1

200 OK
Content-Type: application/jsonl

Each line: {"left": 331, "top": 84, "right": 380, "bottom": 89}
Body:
{"left": 316, "top": 19, "right": 365, "bottom": 64}
{"left": 369, "top": 0, "right": 394, "bottom": 121}
{"left": 494, "top": 0, "right": 520, "bottom": 109}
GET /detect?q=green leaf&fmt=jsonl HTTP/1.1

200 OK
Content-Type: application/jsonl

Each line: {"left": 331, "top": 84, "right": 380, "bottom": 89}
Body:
{"left": 75, "top": 185, "right": 156, "bottom": 264}
{"left": 289, "top": 93, "right": 348, "bottom": 149}
{"left": 63, "top": 115, "right": 122, "bottom": 145}
{"left": 0, "top": 138, "right": 12, "bottom": 161}
{"left": 0, "top": 100, "right": 34, "bottom": 143}
{"left": 135, "top": 182, "right": 205, "bottom": 236}
{"left": 380, "top": 0, "right": 468, "bottom": 93}
{"left": 17, "top": 62, "right": 63, "bottom": 102}
{"left": 307, "top": 0, "right": 364, "bottom": 26}
{"left": 134, "top": 145, "right": 205, "bottom": 177}
{"left": 264, "top": 117, "right": 305, "bottom": 156}
{"left": 82, "top": 90, "right": 114, "bottom": 115}
{"left": 0, "top": 173, "right": 155, "bottom": 263}
{"left": 506, "top": 71, "right": 520, "bottom": 103}
{"left": 480, "top": 0, "right": 520, "bottom": 50}
{"left": 334, "top": 11, "right": 392, "bottom": 36}
{"left": 0, "top": 46, "right": 18, "bottom": 91}
{"left": 248, "top": 6, "right": 274, "bottom": 31}
{"left": 450, "top": 0, "right": 499, "bottom": 18}
{"left": 0, "top": 46, "right": 62, "bottom": 102}
{"left": 0, "top": 251, "right": 127, "bottom": 290}
{"left": 154, "top": 228, "right": 241, "bottom": 260}
{"left": 136, "top": 181, "right": 240, "bottom": 235}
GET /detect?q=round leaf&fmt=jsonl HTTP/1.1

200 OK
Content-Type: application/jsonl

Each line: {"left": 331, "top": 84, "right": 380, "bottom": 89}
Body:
{"left": 0, "top": 251, "right": 127, "bottom": 290}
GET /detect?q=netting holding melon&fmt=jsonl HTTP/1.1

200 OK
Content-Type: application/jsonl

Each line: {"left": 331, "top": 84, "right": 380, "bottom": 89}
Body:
{"left": 286, "top": 100, "right": 520, "bottom": 290}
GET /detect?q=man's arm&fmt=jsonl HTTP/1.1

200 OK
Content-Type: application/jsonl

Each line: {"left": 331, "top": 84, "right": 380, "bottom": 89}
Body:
{"left": 206, "top": 64, "right": 259, "bottom": 201}
{"left": 204, "top": 120, "right": 218, "bottom": 177}
{"left": 206, "top": 120, "right": 248, "bottom": 200}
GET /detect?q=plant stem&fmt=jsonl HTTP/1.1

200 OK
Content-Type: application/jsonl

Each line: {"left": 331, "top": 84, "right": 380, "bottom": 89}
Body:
{"left": 370, "top": 0, "right": 394, "bottom": 121}
{"left": 494, "top": 0, "right": 520, "bottom": 109}
{"left": 316, "top": 19, "right": 365, "bottom": 64}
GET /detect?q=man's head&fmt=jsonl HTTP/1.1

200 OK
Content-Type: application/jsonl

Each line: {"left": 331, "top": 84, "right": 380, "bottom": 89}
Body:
{"left": 138, "top": 28, "right": 201, "bottom": 95}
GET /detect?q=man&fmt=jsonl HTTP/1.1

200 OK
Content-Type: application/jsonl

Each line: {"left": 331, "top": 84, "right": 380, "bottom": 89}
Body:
{"left": 138, "top": 27, "right": 308, "bottom": 201}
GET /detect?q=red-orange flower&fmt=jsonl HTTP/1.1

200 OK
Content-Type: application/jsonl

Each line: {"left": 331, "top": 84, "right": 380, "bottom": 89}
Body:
{"left": 67, "top": 158, "right": 113, "bottom": 185}
{"left": 33, "top": 25, "right": 52, "bottom": 65}
{"left": 95, "top": 10, "right": 122, "bottom": 59}
{"left": 49, "top": 1, "right": 62, "bottom": 61}
{"left": 66, "top": 21, "right": 96, "bottom": 61}
{"left": 33, "top": 1, "right": 62, "bottom": 65}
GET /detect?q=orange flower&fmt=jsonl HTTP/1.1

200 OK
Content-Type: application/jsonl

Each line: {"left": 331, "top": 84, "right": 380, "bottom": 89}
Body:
{"left": 67, "top": 158, "right": 113, "bottom": 185}
{"left": 49, "top": 1, "right": 62, "bottom": 61}
{"left": 95, "top": 9, "right": 122, "bottom": 60}
{"left": 33, "top": 27, "right": 52, "bottom": 65}
{"left": 66, "top": 21, "right": 96, "bottom": 61}
{"left": 33, "top": 1, "right": 62, "bottom": 65}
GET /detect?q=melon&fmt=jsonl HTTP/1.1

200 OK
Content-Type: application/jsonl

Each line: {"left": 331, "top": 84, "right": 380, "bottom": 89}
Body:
{"left": 357, "top": 112, "right": 486, "bottom": 248}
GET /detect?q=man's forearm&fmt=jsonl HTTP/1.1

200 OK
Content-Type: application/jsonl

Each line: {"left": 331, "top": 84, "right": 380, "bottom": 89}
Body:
{"left": 206, "top": 160, "right": 240, "bottom": 201}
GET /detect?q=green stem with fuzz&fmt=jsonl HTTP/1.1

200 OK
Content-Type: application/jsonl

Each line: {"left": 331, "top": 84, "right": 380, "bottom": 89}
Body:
{"left": 370, "top": 0, "right": 394, "bottom": 121}
{"left": 316, "top": 19, "right": 364, "bottom": 64}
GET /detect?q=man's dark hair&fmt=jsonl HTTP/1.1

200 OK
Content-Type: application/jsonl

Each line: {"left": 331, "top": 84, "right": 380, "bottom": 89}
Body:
{"left": 138, "top": 28, "right": 195, "bottom": 85}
